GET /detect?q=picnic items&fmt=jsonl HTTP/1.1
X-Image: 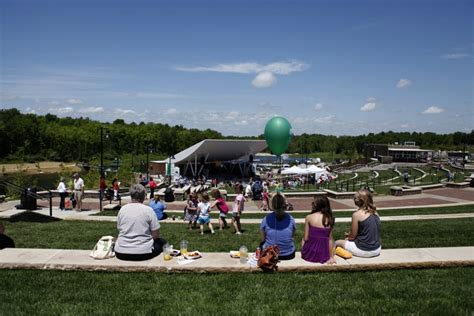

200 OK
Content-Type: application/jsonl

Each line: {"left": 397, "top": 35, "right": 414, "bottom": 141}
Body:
{"left": 230, "top": 250, "right": 241, "bottom": 258}
{"left": 335, "top": 247, "right": 353, "bottom": 259}
{"left": 239, "top": 245, "right": 248, "bottom": 264}
{"left": 163, "top": 244, "right": 173, "bottom": 261}
{"left": 90, "top": 236, "right": 116, "bottom": 259}
{"left": 183, "top": 250, "right": 202, "bottom": 260}
{"left": 257, "top": 245, "right": 280, "bottom": 272}
{"left": 180, "top": 240, "right": 188, "bottom": 255}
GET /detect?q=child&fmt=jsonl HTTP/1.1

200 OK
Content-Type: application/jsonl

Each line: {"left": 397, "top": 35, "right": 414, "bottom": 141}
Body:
{"left": 211, "top": 189, "right": 229, "bottom": 230}
{"left": 184, "top": 192, "right": 198, "bottom": 230}
{"left": 260, "top": 187, "right": 269, "bottom": 211}
{"left": 197, "top": 192, "right": 215, "bottom": 235}
{"left": 232, "top": 184, "right": 245, "bottom": 235}
{"left": 301, "top": 196, "right": 336, "bottom": 264}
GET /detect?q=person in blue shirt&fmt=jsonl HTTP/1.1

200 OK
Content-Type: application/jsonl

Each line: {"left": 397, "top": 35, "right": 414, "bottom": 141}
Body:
{"left": 259, "top": 192, "right": 296, "bottom": 260}
{"left": 149, "top": 193, "right": 168, "bottom": 220}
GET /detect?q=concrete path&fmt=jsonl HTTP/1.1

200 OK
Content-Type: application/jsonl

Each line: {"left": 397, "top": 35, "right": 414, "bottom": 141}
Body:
{"left": 0, "top": 247, "right": 472, "bottom": 273}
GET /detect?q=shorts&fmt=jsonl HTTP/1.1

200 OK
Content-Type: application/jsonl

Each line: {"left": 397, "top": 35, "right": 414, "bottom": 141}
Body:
{"left": 345, "top": 240, "right": 381, "bottom": 258}
{"left": 74, "top": 190, "right": 83, "bottom": 200}
{"left": 219, "top": 212, "right": 227, "bottom": 218}
{"left": 197, "top": 216, "right": 210, "bottom": 224}
{"left": 232, "top": 212, "right": 240, "bottom": 218}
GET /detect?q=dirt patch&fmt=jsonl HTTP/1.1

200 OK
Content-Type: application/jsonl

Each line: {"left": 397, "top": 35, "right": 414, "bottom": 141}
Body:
{"left": 0, "top": 162, "right": 79, "bottom": 175}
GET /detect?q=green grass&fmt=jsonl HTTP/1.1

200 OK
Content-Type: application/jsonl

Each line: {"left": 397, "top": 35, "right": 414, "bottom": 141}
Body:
{"left": 95, "top": 204, "right": 474, "bottom": 219}
{"left": 2, "top": 216, "right": 473, "bottom": 251}
{"left": 0, "top": 268, "right": 472, "bottom": 315}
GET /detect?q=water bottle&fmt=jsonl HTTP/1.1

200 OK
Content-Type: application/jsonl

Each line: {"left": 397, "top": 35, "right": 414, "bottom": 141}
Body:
{"left": 239, "top": 245, "right": 248, "bottom": 264}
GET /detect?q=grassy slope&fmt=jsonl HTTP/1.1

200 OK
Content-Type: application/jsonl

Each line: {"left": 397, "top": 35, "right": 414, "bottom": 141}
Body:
{"left": 2, "top": 217, "right": 473, "bottom": 251}
{"left": 0, "top": 268, "right": 472, "bottom": 315}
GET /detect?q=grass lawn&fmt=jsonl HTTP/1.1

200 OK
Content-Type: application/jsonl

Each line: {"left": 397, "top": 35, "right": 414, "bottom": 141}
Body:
{"left": 1, "top": 215, "right": 473, "bottom": 251}
{"left": 0, "top": 268, "right": 472, "bottom": 314}
{"left": 95, "top": 204, "right": 474, "bottom": 219}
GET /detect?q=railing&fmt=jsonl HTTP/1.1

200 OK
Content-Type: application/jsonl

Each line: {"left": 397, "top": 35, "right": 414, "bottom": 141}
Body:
{"left": 0, "top": 179, "right": 53, "bottom": 217}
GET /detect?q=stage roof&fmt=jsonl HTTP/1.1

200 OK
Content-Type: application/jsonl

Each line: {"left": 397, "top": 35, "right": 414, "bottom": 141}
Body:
{"left": 152, "top": 139, "right": 268, "bottom": 164}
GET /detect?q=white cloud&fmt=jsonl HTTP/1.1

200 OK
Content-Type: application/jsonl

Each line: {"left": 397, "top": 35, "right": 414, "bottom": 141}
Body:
{"left": 54, "top": 107, "right": 74, "bottom": 114}
{"left": 252, "top": 71, "right": 277, "bottom": 88}
{"left": 360, "top": 97, "right": 378, "bottom": 112}
{"left": 48, "top": 100, "right": 60, "bottom": 106}
{"left": 67, "top": 98, "right": 83, "bottom": 105}
{"left": 400, "top": 123, "right": 410, "bottom": 128}
{"left": 422, "top": 106, "right": 444, "bottom": 114}
{"left": 78, "top": 106, "right": 104, "bottom": 113}
{"left": 115, "top": 108, "right": 136, "bottom": 115}
{"left": 314, "top": 115, "right": 335, "bottom": 124}
{"left": 314, "top": 103, "right": 323, "bottom": 111}
{"left": 165, "top": 108, "right": 179, "bottom": 115}
{"left": 25, "top": 107, "right": 36, "bottom": 114}
{"left": 396, "top": 78, "right": 411, "bottom": 88}
{"left": 175, "top": 60, "right": 308, "bottom": 75}
{"left": 442, "top": 53, "right": 470, "bottom": 59}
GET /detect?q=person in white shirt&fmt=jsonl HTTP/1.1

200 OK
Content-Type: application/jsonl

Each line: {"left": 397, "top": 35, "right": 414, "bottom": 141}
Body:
{"left": 57, "top": 177, "right": 67, "bottom": 211}
{"left": 73, "top": 173, "right": 84, "bottom": 211}
{"left": 115, "top": 184, "right": 167, "bottom": 261}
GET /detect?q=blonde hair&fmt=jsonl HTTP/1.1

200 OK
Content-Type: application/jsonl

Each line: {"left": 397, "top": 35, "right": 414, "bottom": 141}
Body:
{"left": 353, "top": 189, "right": 376, "bottom": 214}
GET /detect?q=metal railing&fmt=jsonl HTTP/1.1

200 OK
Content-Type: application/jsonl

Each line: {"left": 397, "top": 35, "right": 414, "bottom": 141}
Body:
{"left": 0, "top": 179, "right": 53, "bottom": 217}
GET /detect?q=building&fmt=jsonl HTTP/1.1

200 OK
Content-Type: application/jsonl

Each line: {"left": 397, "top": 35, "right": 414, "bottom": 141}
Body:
{"left": 149, "top": 139, "right": 268, "bottom": 178}
{"left": 365, "top": 142, "right": 433, "bottom": 163}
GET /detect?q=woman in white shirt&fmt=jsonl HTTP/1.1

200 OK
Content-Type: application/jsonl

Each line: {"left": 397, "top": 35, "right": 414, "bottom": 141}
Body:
{"left": 57, "top": 177, "right": 67, "bottom": 211}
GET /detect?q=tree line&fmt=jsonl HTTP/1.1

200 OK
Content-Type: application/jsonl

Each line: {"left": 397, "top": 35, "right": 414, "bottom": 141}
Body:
{"left": 0, "top": 108, "right": 472, "bottom": 163}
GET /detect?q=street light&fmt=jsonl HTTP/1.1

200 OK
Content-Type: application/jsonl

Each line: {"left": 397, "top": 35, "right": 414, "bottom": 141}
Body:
{"left": 146, "top": 144, "right": 153, "bottom": 182}
{"left": 99, "top": 127, "right": 110, "bottom": 212}
{"left": 167, "top": 155, "right": 175, "bottom": 181}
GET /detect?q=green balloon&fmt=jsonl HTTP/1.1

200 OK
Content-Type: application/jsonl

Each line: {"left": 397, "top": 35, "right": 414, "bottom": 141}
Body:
{"left": 264, "top": 116, "right": 292, "bottom": 156}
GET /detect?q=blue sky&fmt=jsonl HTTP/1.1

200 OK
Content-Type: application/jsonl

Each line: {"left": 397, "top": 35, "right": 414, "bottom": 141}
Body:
{"left": 1, "top": 0, "right": 472, "bottom": 136}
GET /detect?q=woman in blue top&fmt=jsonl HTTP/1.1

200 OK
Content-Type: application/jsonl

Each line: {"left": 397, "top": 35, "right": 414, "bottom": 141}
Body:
{"left": 259, "top": 192, "right": 296, "bottom": 260}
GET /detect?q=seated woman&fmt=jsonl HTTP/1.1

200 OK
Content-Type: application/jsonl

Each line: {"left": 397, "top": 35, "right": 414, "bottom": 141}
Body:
{"left": 259, "top": 192, "right": 296, "bottom": 260}
{"left": 115, "top": 184, "right": 166, "bottom": 261}
{"left": 335, "top": 189, "right": 381, "bottom": 258}
{"left": 301, "top": 196, "right": 336, "bottom": 264}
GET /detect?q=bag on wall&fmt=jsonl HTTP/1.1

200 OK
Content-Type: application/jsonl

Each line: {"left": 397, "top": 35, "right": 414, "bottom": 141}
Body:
{"left": 90, "top": 236, "right": 116, "bottom": 260}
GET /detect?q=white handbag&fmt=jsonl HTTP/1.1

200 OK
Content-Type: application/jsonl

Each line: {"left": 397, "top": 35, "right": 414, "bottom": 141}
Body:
{"left": 90, "top": 236, "right": 116, "bottom": 259}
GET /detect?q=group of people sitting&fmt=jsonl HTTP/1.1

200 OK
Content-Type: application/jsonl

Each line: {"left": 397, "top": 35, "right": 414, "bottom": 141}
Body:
{"left": 114, "top": 182, "right": 381, "bottom": 263}
{"left": 259, "top": 189, "right": 381, "bottom": 263}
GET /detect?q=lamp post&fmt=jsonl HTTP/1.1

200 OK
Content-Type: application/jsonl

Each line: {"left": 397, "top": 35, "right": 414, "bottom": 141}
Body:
{"left": 167, "top": 155, "right": 175, "bottom": 182}
{"left": 99, "top": 127, "right": 109, "bottom": 212}
{"left": 146, "top": 144, "right": 152, "bottom": 182}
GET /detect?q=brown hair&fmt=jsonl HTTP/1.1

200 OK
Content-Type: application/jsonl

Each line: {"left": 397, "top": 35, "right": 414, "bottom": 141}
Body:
{"left": 211, "top": 188, "right": 222, "bottom": 199}
{"left": 201, "top": 192, "right": 210, "bottom": 202}
{"left": 353, "top": 189, "right": 376, "bottom": 214}
{"left": 270, "top": 192, "right": 287, "bottom": 211}
{"left": 235, "top": 183, "right": 244, "bottom": 194}
{"left": 311, "top": 195, "right": 334, "bottom": 227}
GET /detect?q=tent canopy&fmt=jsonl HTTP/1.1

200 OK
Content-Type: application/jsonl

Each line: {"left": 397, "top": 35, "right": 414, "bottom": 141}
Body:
{"left": 152, "top": 139, "right": 268, "bottom": 165}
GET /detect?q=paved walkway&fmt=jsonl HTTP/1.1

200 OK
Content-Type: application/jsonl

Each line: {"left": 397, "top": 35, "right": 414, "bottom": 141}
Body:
{"left": 4, "top": 207, "right": 472, "bottom": 223}
{"left": 0, "top": 247, "right": 472, "bottom": 272}
{"left": 1, "top": 187, "right": 472, "bottom": 221}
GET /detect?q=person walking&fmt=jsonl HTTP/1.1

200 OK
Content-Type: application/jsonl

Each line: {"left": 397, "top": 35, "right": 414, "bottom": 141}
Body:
{"left": 73, "top": 173, "right": 84, "bottom": 211}
{"left": 57, "top": 177, "right": 67, "bottom": 211}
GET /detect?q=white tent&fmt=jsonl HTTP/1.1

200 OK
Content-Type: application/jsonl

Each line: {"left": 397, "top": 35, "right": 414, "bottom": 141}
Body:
{"left": 306, "top": 165, "right": 326, "bottom": 174}
{"left": 281, "top": 166, "right": 310, "bottom": 175}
